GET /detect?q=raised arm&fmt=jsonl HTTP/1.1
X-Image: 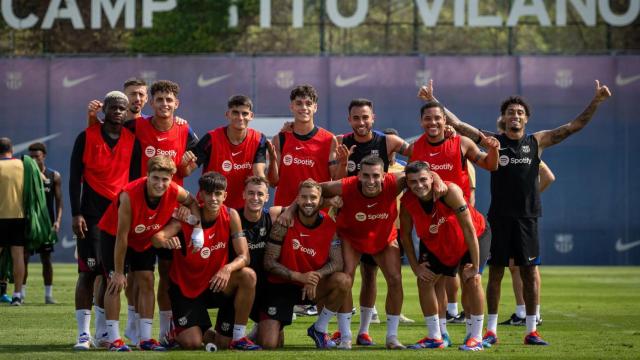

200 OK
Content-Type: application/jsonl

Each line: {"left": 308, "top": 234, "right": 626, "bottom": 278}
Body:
{"left": 329, "top": 136, "right": 349, "bottom": 180}
{"left": 267, "top": 134, "right": 281, "bottom": 187}
{"left": 534, "top": 80, "right": 611, "bottom": 151}
{"left": 418, "top": 80, "right": 491, "bottom": 141}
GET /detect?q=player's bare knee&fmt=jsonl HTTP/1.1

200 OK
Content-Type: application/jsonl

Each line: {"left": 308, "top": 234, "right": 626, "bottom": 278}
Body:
{"left": 333, "top": 272, "right": 352, "bottom": 292}
{"left": 179, "top": 335, "right": 203, "bottom": 350}
{"left": 136, "top": 272, "right": 154, "bottom": 291}
{"left": 238, "top": 267, "right": 257, "bottom": 287}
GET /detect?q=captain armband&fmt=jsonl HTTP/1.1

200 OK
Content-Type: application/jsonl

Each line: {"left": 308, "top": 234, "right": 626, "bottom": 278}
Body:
{"left": 399, "top": 142, "right": 409, "bottom": 154}
{"left": 231, "top": 231, "right": 245, "bottom": 240}
{"left": 454, "top": 204, "right": 469, "bottom": 214}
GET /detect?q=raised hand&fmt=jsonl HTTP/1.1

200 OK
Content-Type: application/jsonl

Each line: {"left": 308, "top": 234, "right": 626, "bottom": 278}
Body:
{"left": 594, "top": 80, "right": 612, "bottom": 103}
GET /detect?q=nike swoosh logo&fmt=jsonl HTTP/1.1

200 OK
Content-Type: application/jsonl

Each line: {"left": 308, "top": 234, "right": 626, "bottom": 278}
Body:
{"left": 615, "top": 238, "right": 640, "bottom": 252}
{"left": 335, "top": 74, "right": 369, "bottom": 87}
{"left": 157, "top": 137, "right": 168, "bottom": 141}
{"left": 148, "top": 214, "right": 156, "bottom": 220}
{"left": 197, "top": 73, "right": 232, "bottom": 87}
{"left": 615, "top": 73, "right": 640, "bottom": 86}
{"left": 232, "top": 151, "right": 242, "bottom": 156}
{"left": 499, "top": 147, "right": 508, "bottom": 151}
{"left": 367, "top": 203, "right": 378, "bottom": 208}
{"left": 63, "top": 74, "right": 96, "bottom": 88}
{"left": 12, "top": 133, "right": 61, "bottom": 154}
{"left": 300, "top": 233, "right": 310, "bottom": 237}
{"left": 295, "top": 146, "right": 304, "bottom": 150}
{"left": 528, "top": 256, "right": 537, "bottom": 261}
{"left": 474, "top": 73, "right": 508, "bottom": 87}
{"left": 61, "top": 235, "right": 76, "bottom": 249}
{"left": 208, "top": 233, "right": 216, "bottom": 239}
{"left": 429, "top": 152, "right": 440, "bottom": 156}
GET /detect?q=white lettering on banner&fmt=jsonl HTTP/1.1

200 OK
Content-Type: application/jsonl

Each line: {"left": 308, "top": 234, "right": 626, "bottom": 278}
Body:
{"left": 4, "top": 1, "right": 637, "bottom": 29}
{"left": 91, "top": 0, "right": 135, "bottom": 29}
{"left": 1, "top": 0, "right": 176, "bottom": 29}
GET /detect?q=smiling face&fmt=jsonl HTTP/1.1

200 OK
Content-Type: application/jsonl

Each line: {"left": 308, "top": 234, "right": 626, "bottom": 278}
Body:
{"left": 290, "top": 96, "right": 317, "bottom": 124}
{"left": 420, "top": 106, "right": 446, "bottom": 140}
{"left": 226, "top": 105, "right": 253, "bottom": 132}
{"left": 200, "top": 188, "right": 227, "bottom": 213}
{"left": 296, "top": 186, "right": 321, "bottom": 218}
{"left": 503, "top": 104, "right": 528, "bottom": 133}
{"left": 151, "top": 91, "right": 179, "bottom": 120}
{"left": 348, "top": 105, "right": 374, "bottom": 139}
{"left": 243, "top": 181, "right": 269, "bottom": 213}
{"left": 358, "top": 163, "right": 384, "bottom": 197}
{"left": 146, "top": 170, "right": 173, "bottom": 199}
{"left": 406, "top": 169, "right": 433, "bottom": 200}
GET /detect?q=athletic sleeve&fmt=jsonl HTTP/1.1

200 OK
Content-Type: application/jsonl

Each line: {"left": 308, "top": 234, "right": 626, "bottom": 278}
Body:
{"left": 186, "top": 127, "right": 199, "bottom": 152}
{"left": 69, "top": 131, "right": 86, "bottom": 217}
{"left": 252, "top": 133, "right": 268, "bottom": 164}
{"left": 194, "top": 133, "right": 212, "bottom": 167}
{"left": 129, "top": 139, "right": 142, "bottom": 181}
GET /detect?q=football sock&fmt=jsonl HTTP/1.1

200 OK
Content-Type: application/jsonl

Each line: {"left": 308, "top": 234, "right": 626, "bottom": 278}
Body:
{"left": 106, "top": 320, "right": 120, "bottom": 342}
{"left": 232, "top": 324, "right": 246, "bottom": 341}
{"left": 76, "top": 309, "right": 91, "bottom": 337}
{"left": 338, "top": 312, "right": 353, "bottom": 341}
{"left": 314, "top": 308, "right": 336, "bottom": 333}
{"left": 487, "top": 314, "right": 498, "bottom": 333}
{"left": 471, "top": 314, "right": 484, "bottom": 341}
{"left": 44, "top": 285, "right": 53, "bottom": 298}
{"left": 386, "top": 314, "right": 400, "bottom": 338}
{"left": 139, "top": 318, "right": 153, "bottom": 342}
{"left": 516, "top": 305, "right": 526, "bottom": 319}
{"left": 526, "top": 315, "right": 537, "bottom": 334}
{"left": 425, "top": 315, "right": 441, "bottom": 339}
{"left": 447, "top": 303, "right": 458, "bottom": 317}
{"left": 358, "top": 306, "right": 374, "bottom": 334}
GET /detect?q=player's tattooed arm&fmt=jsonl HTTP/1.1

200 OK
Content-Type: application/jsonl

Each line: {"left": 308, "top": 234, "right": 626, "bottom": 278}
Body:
{"left": 316, "top": 237, "right": 344, "bottom": 277}
{"left": 536, "top": 80, "right": 611, "bottom": 150}
{"left": 264, "top": 223, "right": 294, "bottom": 281}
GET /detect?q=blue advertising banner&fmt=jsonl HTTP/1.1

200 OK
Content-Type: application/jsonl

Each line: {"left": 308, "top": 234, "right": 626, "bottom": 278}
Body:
{"left": 1, "top": 55, "right": 637, "bottom": 264}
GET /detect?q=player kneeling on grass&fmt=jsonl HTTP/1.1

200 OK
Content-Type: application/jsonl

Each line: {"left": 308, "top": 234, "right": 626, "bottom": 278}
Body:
{"left": 151, "top": 171, "right": 261, "bottom": 351}
{"left": 400, "top": 161, "right": 490, "bottom": 352}
{"left": 259, "top": 179, "right": 350, "bottom": 349}
{"left": 99, "top": 155, "right": 202, "bottom": 351}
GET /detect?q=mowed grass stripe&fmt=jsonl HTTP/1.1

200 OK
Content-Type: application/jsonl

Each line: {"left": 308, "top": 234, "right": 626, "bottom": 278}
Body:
{"left": 0, "top": 265, "right": 638, "bottom": 359}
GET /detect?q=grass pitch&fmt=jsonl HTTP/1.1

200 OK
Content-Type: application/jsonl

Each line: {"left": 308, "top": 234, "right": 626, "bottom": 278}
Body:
{"left": 0, "top": 265, "right": 638, "bottom": 359}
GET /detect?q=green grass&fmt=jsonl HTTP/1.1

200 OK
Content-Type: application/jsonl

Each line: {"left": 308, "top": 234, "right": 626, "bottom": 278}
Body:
{"left": 1, "top": 265, "right": 639, "bottom": 359}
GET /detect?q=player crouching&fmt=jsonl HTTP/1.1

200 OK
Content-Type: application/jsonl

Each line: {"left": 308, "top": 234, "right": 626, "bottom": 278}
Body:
{"left": 151, "top": 171, "right": 260, "bottom": 351}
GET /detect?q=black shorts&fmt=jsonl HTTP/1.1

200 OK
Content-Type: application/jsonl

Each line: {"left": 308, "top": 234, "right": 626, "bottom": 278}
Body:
{"left": 0, "top": 218, "right": 25, "bottom": 247}
{"left": 169, "top": 281, "right": 235, "bottom": 338}
{"left": 459, "top": 225, "right": 491, "bottom": 275}
{"left": 77, "top": 216, "right": 101, "bottom": 273}
{"left": 100, "top": 231, "right": 155, "bottom": 275}
{"left": 259, "top": 282, "right": 315, "bottom": 327}
{"left": 487, "top": 216, "right": 539, "bottom": 267}
{"left": 29, "top": 243, "right": 54, "bottom": 256}
{"left": 156, "top": 248, "right": 173, "bottom": 261}
{"left": 249, "top": 274, "right": 268, "bottom": 323}
{"left": 360, "top": 253, "right": 377, "bottom": 266}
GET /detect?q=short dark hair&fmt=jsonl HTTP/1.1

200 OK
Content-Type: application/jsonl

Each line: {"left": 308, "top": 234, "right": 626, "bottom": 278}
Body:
{"left": 228, "top": 95, "right": 253, "bottom": 110}
{"left": 290, "top": 84, "right": 318, "bottom": 103}
{"left": 0, "top": 137, "right": 12, "bottom": 154}
{"left": 199, "top": 171, "right": 227, "bottom": 192}
{"left": 348, "top": 98, "right": 373, "bottom": 113}
{"left": 405, "top": 161, "right": 431, "bottom": 175}
{"left": 150, "top": 80, "right": 180, "bottom": 97}
{"left": 500, "top": 96, "right": 531, "bottom": 117}
{"left": 383, "top": 128, "right": 399, "bottom": 136}
{"left": 28, "top": 142, "right": 46, "bottom": 154}
{"left": 360, "top": 155, "right": 384, "bottom": 169}
{"left": 420, "top": 101, "right": 446, "bottom": 117}
{"left": 123, "top": 78, "right": 147, "bottom": 89}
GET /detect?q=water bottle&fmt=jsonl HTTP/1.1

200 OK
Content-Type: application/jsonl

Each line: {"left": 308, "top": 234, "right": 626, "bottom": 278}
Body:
{"left": 205, "top": 342, "right": 217, "bottom": 352}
